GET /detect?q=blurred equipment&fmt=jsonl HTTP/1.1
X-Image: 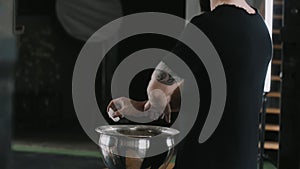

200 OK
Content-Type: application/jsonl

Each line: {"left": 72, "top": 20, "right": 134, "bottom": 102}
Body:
{"left": 259, "top": 93, "right": 269, "bottom": 169}
{"left": 56, "top": 0, "right": 123, "bottom": 41}
{"left": 279, "top": 0, "right": 300, "bottom": 168}
{"left": 186, "top": 0, "right": 201, "bottom": 22}
{"left": 0, "top": 0, "right": 17, "bottom": 169}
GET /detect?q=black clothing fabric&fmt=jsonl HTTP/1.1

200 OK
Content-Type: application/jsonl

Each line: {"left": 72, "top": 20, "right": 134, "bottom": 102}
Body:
{"left": 173, "top": 5, "right": 272, "bottom": 169}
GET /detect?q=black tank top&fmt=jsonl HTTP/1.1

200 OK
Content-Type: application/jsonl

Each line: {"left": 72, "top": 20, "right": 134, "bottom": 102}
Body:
{"left": 174, "top": 5, "right": 272, "bottom": 169}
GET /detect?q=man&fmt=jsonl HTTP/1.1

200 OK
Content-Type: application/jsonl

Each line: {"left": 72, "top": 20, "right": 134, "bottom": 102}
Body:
{"left": 107, "top": 0, "right": 272, "bottom": 168}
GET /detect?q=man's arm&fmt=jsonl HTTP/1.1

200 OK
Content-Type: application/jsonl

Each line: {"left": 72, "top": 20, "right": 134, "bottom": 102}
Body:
{"left": 146, "top": 62, "right": 183, "bottom": 112}
{"left": 107, "top": 62, "right": 183, "bottom": 123}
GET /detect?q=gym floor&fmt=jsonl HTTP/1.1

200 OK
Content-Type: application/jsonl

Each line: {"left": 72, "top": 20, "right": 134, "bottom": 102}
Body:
{"left": 12, "top": 151, "right": 105, "bottom": 169}
{"left": 11, "top": 144, "right": 276, "bottom": 169}
{"left": 12, "top": 128, "right": 277, "bottom": 169}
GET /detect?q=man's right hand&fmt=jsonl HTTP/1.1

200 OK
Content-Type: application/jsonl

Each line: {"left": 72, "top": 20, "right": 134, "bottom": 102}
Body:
{"left": 106, "top": 95, "right": 172, "bottom": 123}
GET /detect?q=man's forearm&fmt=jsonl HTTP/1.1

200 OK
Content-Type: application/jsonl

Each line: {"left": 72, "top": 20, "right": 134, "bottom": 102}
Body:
{"left": 147, "top": 62, "right": 183, "bottom": 113}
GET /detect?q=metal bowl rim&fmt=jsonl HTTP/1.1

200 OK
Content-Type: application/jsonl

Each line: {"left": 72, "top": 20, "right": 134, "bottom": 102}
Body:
{"left": 95, "top": 125, "right": 179, "bottom": 138}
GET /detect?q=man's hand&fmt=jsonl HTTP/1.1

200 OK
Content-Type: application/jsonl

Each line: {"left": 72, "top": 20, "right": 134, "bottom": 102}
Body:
{"left": 107, "top": 97, "right": 147, "bottom": 119}
{"left": 106, "top": 96, "right": 171, "bottom": 122}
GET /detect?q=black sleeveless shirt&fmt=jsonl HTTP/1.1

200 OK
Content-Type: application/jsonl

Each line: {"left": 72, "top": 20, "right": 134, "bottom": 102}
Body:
{"left": 174, "top": 5, "right": 272, "bottom": 169}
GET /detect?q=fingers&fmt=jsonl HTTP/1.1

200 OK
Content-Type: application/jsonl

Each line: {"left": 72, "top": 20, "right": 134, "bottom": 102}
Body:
{"left": 112, "top": 111, "right": 123, "bottom": 118}
{"left": 107, "top": 98, "right": 125, "bottom": 115}
{"left": 107, "top": 100, "right": 117, "bottom": 112}
{"left": 107, "top": 99, "right": 124, "bottom": 122}
{"left": 107, "top": 108, "right": 121, "bottom": 122}
{"left": 144, "top": 101, "right": 151, "bottom": 111}
{"left": 164, "top": 104, "right": 172, "bottom": 123}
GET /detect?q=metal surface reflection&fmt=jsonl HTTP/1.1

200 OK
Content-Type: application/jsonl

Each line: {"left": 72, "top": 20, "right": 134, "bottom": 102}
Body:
{"left": 96, "top": 125, "right": 179, "bottom": 169}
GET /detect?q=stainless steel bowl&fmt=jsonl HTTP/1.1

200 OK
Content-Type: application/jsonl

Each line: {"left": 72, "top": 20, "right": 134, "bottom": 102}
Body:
{"left": 96, "top": 125, "right": 179, "bottom": 169}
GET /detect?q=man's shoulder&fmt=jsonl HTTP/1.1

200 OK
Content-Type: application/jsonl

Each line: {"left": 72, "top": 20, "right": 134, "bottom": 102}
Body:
{"left": 191, "top": 12, "right": 211, "bottom": 23}
{"left": 190, "top": 12, "right": 214, "bottom": 29}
